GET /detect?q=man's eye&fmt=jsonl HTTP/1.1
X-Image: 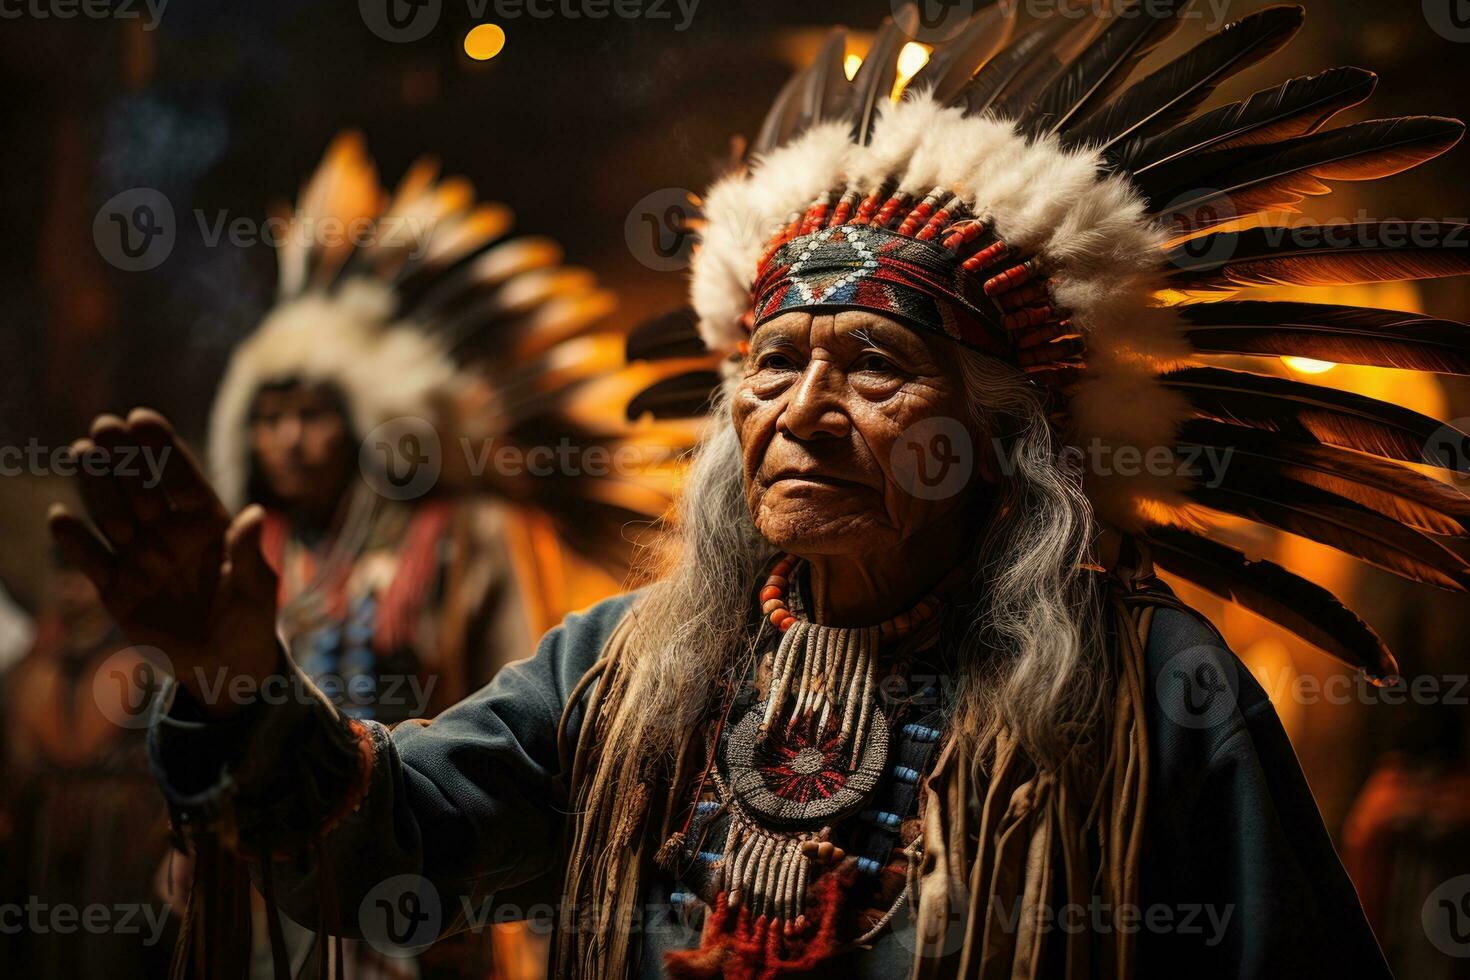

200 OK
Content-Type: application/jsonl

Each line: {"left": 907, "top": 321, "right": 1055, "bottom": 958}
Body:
{"left": 758, "top": 352, "right": 797, "bottom": 371}
{"left": 855, "top": 352, "right": 896, "bottom": 373}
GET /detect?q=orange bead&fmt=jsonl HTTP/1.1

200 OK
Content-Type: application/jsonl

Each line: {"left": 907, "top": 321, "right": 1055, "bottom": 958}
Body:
{"left": 760, "top": 585, "right": 782, "bottom": 602}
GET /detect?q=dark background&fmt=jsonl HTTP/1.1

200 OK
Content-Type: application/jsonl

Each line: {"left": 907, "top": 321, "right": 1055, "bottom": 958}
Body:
{"left": 4, "top": 0, "right": 1470, "bottom": 450}
{"left": 1, "top": 4, "right": 1469, "bottom": 969}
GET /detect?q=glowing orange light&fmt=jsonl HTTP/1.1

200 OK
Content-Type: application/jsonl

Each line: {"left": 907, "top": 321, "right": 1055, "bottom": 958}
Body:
{"left": 895, "top": 42, "right": 930, "bottom": 87}
{"left": 464, "top": 24, "right": 506, "bottom": 61}
{"left": 1282, "top": 356, "right": 1335, "bottom": 375}
{"left": 843, "top": 53, "right": 863, "bottom": 80}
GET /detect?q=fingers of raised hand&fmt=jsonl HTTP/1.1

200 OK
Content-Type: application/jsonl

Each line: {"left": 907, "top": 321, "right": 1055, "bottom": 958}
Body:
{"left": 47, "top": 503, "right": 118, "bottom": 597}
{"left": 63, "top": 410, "right": 231, "bottom": 604}
{"left": 69, "top": 431, "right": 137, "bottom": 548}
{"left": 90, "top": 412, "right": 168, "bottom": 524}
{"left": 223, "top": 505, "right": 278, "bottom": 604}
{"left": 127, "top": 408, "right": 225, "bottom": 519}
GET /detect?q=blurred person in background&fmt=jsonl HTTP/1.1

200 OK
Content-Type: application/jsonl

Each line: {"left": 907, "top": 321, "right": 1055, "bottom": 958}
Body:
{"left": 152, "top": 135, "right": 698, "bottom": 978}
{"left": 0, "top": 552, "right": 174, "bottom": 979}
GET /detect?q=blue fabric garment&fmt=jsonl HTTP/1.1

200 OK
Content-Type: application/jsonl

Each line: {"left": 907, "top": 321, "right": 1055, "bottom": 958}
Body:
{"left": 147, "top": 593, "right": 1389, "bottom": 977}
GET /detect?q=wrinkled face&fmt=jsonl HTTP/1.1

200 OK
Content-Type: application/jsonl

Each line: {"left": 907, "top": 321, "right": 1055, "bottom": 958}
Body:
{"left": 248, "top": 382, "right": 353, "bottom": 515}
{"left": 733, "top": 309, "right": 981, "bottom": 558}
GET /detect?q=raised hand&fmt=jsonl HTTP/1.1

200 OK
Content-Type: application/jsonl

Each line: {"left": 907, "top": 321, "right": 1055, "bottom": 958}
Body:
{"left": 48, "top": 408, "right": 280, "bottom": 717}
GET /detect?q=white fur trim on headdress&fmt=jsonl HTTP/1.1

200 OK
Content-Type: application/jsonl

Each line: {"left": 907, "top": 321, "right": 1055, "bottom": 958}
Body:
{"left": 689, "top": 93, "right": 1189, "bottom": 530}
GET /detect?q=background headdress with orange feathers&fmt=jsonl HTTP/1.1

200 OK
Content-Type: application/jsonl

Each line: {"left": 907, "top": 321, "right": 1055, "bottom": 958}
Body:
{"left": 210, "top": 132, "right": 699, "bottom": 575}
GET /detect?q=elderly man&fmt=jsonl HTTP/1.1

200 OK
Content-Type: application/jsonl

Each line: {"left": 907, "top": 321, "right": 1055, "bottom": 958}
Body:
{"left": 51, "top": 4, "right": 1470, "bottom": 978}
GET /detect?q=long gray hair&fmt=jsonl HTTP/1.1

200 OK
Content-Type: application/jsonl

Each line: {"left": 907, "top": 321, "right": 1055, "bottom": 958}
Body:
{"left": 620, "top": 348, "right": 1105, "bottom": 769}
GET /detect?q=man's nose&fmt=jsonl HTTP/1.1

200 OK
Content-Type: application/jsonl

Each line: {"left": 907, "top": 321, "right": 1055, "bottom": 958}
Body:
{"left": 779, "top": 359, "right": 850, "bottom": 441}
{"left": 278, "top": 416, "right": 304, "bottom": 448}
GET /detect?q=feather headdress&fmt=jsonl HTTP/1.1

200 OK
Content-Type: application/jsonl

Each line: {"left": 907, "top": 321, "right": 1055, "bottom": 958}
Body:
{"left": 210, "top": 133, "right": 699, "bottom": 569}
{"left": 633, "top": 1, "right": 1470, "bottom": 681}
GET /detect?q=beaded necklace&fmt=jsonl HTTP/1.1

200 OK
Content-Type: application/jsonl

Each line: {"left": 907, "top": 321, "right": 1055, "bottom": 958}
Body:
{"left": 693, "top": 555, "right": 943, "bottom": 938}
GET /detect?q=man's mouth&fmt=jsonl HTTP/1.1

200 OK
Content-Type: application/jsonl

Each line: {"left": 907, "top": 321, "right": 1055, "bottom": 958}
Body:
{"left": 767, "top": 470, "right": 871, "bottom": 491}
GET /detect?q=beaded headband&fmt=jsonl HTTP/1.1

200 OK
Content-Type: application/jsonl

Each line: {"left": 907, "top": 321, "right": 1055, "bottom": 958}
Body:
{"left": 744, "top": 186, "right": 1084, "bottom": 386}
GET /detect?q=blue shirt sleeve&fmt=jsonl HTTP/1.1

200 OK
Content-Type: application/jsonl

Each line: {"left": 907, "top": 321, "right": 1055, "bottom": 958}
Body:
{"left": 147, "top": 590, "right": 638, "bottom": 937}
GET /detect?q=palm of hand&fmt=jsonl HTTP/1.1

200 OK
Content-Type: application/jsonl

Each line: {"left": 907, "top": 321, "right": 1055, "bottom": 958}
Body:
{"left": 49, "top": 409, "right": 281, "bottom": 716}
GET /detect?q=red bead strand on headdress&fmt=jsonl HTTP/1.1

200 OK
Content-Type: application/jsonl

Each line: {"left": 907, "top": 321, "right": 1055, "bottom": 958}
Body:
{"left": 799, "top": 196, "right": 832, "bottom": 236}
{"left": 961, "top": 239, "right": 1009, "bottom": 273}
{"left": 828, "top": 189, "right": 861, "bottom": 227}
{"left": 984, "top": 259, "right": 1040, "bottom": 296}
{"left": 871, "top": 192, "right": 911, "bottom": 229}
{"left": 1002, "top": 305, "right": 1055, "bottom": 331}
{"left": 849, "top": 190, "right": 885, "bottom": 225}
{"left": 893, "top": 189, "right": 952, "bottom": 239}
{"left": 940, "top": 220, "right": 987, "bottom": 252}
{"left": 996, "top": 281, "right": 1050, "bottom": 310}
{"left": 894, "top": 204, "right": 929, "bottom": 236}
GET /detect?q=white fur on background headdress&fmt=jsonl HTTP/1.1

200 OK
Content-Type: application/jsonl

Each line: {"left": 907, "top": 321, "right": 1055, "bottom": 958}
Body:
{"left": 208, "top": 133, "right": 700, "bottom": 568}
